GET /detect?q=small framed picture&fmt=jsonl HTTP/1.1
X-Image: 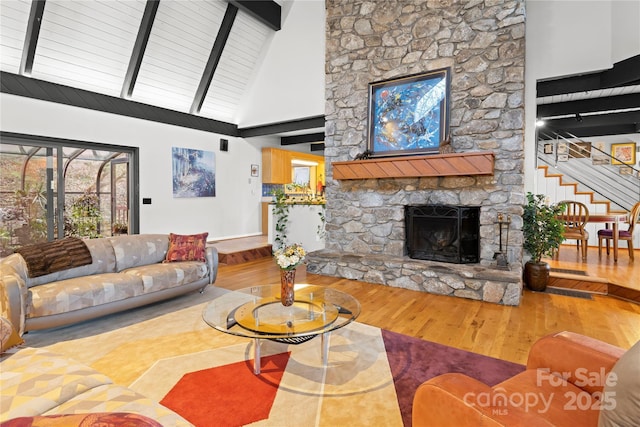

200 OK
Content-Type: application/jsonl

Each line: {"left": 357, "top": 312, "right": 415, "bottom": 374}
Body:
{"left": 251, "top": 164, "right": 259, "bottom": 177}
{"left": 543, "top": 143, "right": 553, "bottom": 154}
{"left": 611, "top": 142, "right": 636, "bottom": 165}
{"left": 620, "top": 165, "right": 634, "bottom": 175}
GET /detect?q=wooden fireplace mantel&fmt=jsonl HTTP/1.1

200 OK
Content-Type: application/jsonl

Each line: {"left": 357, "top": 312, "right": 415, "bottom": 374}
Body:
{"left": 331, "top": 151, "right": 495, "bottom": 180}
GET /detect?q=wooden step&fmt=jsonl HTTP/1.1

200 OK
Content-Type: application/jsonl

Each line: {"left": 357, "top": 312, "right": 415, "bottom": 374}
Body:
{"left": 208, "top": 236, "right": 272, "bottom": 265}
{"left": 548, "top": 268, "right": 640, "bottom": 304}
{"left": 538, "top": 165, "right": 613, "bottom": 212}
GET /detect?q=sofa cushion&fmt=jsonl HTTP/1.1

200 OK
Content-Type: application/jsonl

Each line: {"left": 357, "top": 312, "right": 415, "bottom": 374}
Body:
{"left": 598, "top": 340, "right": 640, "bottom": 427}
{"left": 164, "top": 233, "right": 208, "bottom": 263}
{"left": 121, "top": 262, "right": 208, "bottom": 293}
{"left": 109, "top": 235, "right": 169, "bottom": 272}
{"left": 3, "top": 412, "right": 163, "bottom": 427}
{"left": 0, "top": 347, "right": 113, "bottom": 420}
{"left": 27, "top": 274, "right": 144, "bottom": 318}
{"left": 0, "top": 317, "right": 23, "bottom": 353}
{"left": 22, "top": 239, "right": 117, "bottom": 288}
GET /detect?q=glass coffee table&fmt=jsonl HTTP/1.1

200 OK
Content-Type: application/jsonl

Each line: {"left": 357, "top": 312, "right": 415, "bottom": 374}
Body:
{"left": 202, "top": 284, "right": 361, "bottom": 374}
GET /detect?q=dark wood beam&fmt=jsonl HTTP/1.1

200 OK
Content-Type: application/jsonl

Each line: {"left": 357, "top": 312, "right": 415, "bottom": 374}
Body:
{"left": 20, "top": 0, "right": 46, "bottom": 75}
{"left": 281, "top": 132, "right": 325, "bottom": 145}
{"left": 537, "top": 54, "right": 640, "bottom": 97}
{"left": 229, "top": 0, "right": 280, "bottom": 31}
{"left": 543, "top": 110, "right": 640, "bottom": 138}
{"left": 1, "top": 71, "right": 239, "bottom": 136}
{"left": 239, "top": 116, "right": 325, "bottom": 137}
{"left": 310, "top": 143, "right": 325, "bottom": 152}
{"left": 190, "top": 3, "right": 238, "bottom": 114}
{"left": 537, "top": 93, "right": 640, "bottom": 118}
{"left": 545, "top": 124, "right": 640, "bottom": 138}
{"left": 121, "top": 0, "right": 159, "bottom": 98}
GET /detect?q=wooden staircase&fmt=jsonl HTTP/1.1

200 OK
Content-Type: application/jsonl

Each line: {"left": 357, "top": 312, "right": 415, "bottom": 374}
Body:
{"left": 537, "top": 165, "right": 618, "bottom": 214}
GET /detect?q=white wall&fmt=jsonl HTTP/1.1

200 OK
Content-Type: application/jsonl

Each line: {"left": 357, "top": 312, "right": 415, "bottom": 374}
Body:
{"left": 0, "top": 93, "right": 264, "bottom": 240}
{"left": 524, "top": 0, "right": 640, "bottom": 192}
{"left": 237, "top": 0, "right": 325, "bottom": 127}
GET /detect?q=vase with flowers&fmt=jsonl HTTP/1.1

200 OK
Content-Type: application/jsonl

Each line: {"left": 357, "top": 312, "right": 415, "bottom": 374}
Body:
{"left": 273, "top": 243, "right": 306, "bottom": 306}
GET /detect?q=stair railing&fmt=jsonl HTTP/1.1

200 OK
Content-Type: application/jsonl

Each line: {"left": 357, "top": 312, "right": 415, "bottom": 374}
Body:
{"left": 537, "top": 129, "right": 640, "bottom": 211}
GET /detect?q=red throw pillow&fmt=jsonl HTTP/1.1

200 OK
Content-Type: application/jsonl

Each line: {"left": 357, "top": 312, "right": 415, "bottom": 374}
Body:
{"left": 164, "top": 232, "right": 208, "bottom": 263}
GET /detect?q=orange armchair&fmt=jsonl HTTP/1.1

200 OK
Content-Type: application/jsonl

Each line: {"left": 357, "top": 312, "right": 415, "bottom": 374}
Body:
{"left": 412, "top": 332, "right": 628, "bottom": 427}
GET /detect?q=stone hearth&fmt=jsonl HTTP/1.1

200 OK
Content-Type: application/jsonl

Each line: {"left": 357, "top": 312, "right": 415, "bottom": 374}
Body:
{"left": 308, "top": 0, "right": 526, "bottom": 305}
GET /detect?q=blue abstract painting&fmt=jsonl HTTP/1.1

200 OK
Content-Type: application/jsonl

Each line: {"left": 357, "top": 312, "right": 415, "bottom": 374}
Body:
{"left": 368, "top": 68, "right": 450, "bottom": 156}
{"left": 172, "top": 147, "right": 216, "bottom": 198}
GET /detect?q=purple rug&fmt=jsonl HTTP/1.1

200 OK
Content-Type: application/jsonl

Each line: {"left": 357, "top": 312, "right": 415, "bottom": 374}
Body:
{"left": 381, "top": 330, "right": 526, "bottom": 426}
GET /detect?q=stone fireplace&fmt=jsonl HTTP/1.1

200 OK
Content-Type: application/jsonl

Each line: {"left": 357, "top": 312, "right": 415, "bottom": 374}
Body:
{"left": 308, "top": 0, "right": 526, "bottom": 305}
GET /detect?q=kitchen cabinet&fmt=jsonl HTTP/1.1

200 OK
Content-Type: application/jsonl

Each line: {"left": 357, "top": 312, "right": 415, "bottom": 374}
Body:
{"left": 262, "top": 148, "right": 291, "bottom": 184}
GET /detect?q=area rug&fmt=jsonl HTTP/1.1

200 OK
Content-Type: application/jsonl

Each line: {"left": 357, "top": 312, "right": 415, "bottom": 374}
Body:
{"left": 23, "top": 287, "right": 524, "bottom": 426}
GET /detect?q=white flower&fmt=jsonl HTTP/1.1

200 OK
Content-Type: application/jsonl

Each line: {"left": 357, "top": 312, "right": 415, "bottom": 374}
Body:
{"left": 274, "top": 243, "right": 306, "bottom": 270}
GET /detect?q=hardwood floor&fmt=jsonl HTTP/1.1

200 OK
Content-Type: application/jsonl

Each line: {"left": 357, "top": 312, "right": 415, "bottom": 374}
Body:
{"left": 214, "top": 255, "right": 640, "bottom": 366}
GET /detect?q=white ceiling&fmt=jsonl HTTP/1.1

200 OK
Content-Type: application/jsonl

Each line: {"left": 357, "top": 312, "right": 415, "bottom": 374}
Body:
{"left": 0, "top": 0, "right": 274, "bottom": 125}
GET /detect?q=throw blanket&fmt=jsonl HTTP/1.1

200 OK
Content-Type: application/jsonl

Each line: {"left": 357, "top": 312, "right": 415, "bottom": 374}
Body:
{"left": 15, "top": 238, "right": 93, "bottom": 278}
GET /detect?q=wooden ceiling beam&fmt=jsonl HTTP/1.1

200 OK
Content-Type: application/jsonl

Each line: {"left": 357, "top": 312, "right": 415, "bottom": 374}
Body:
{"left": 20, "top": 0, "right": 46, "bottom": 75}
{"left": 229, "top": 0, "right": 281, "bottom": 31}
{"left": 190, "top": 3, "right": 238, "bottom": 114}
{"left": 121, "top": 0, "right": 159, "bottom": 98}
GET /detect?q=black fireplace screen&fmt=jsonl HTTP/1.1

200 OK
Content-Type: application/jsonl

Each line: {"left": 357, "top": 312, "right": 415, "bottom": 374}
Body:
{"left": 405, "top": 205, "right": 480, "bottom": 264}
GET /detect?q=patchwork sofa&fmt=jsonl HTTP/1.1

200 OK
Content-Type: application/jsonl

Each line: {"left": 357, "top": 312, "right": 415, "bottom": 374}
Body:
{"left": 412, "top": 331, "right": 638, "bottom": 427}
{"left": 0, "top": 233, "right": 217, "bottom": 334}
{"left": 0, "top": 316, "right": 193, "bottom": 426}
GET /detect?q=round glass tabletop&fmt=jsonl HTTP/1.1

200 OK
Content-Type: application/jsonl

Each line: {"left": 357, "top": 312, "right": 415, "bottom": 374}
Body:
{"left": 202, "top": 284, "right": 361, "bottom": 340}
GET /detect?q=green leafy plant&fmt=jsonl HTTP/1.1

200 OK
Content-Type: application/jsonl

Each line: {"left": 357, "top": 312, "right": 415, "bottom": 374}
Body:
{"left": 522, "top": 193, "right": 565, "bottom": 263}
{"left": 68, "top": 193, "right": 103, "bottom": 238}
{"left": 317, "top": 205, "right": 326, "bottom": 239}
{"left": 112, "top": 221, "right": 128, "bottom": 235}
{"left": 271, "top": 187, "right": 289, "bottom": 252}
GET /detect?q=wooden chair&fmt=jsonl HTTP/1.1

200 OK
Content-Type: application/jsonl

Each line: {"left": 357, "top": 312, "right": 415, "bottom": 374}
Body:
{"left": 557, "top": 200, "right": 590, "bottom": 260}
{"left": 598, "top": 201, "right": 640, "bottom": 261}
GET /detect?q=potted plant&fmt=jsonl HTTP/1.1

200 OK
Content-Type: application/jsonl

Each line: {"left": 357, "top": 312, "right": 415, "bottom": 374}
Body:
{"left": 522, "top": 193, "right": 565, "bottom": 291}
{"left": 112, "top": 222, "right": 128, "bottom": 235}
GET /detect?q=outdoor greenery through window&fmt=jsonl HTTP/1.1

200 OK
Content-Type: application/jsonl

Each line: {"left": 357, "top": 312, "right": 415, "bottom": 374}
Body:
{"left": 0, "top": 135, "right": 137, "bottom": 257}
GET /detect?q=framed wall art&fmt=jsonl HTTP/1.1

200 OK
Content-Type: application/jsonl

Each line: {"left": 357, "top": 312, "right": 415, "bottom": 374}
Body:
{"left": 611, "top": 142, "right": 636, "bottom": 165}
{"left": 172, "top": 147, "right": 216, "bottom": 198}
{"left": 368, "top": 67, "right": 451, "bottom": 157}
{"left": 569, "top": 141, "right": 591, "bottom": 158}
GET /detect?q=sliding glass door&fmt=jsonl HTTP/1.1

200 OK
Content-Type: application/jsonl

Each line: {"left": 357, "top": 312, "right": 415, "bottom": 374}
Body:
{"left": 0, "top": 133, "right": 138, "bottom": 257}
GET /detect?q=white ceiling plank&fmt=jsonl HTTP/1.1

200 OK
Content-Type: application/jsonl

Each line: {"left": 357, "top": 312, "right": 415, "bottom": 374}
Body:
{"left": 0, "top": 0, "right": 31, "bottom": 73}
{"left": 130, "top": 0, "right": 226, "bottom": 113}
{"left": 199, "top": 9, "right": 272, "bottom": 122}
{"left": 30, "top": 0, "right": 145, "bottom": 96}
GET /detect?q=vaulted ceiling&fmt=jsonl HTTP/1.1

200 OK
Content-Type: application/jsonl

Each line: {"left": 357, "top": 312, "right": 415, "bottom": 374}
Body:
{"left": 0, "top": 0, "right": 316, "bottom": 139}
{"left": 1, "top": 1, "right": 638, "bottom": 143}
{"left": 536, "top": 55, "right": 640, "bottom": 139}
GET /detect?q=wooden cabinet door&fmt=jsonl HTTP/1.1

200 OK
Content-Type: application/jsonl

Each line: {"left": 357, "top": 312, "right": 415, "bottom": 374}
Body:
{"left": 262, "top": 148, "right": 291, "bottom": 184}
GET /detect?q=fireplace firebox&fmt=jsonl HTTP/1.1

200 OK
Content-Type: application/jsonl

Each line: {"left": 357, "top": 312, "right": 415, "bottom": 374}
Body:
{"left": 405, "top": 205, "right": 480, "bottom": 264}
